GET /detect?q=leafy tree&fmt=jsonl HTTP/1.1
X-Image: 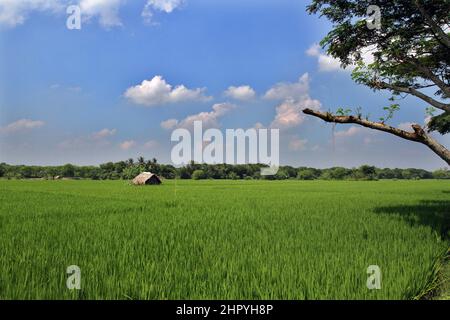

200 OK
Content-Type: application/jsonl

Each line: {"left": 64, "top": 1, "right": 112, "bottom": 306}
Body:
{"left": 228, "top": 172, "right": 239, "bottom": 180}
{"left": 178, "top": 167, "right": 191, "bottom": 179}
{"left": 0, "top": 163, "right": 6, "bottom": 177}
{"left": 305, "top": 0, "right": 450, "bottom": 165}
{"left": 122, "top": 166, "right": 142, "bottom": 180}
{"left": 192, "top": 170, "right": 207, "bottom": 180}
{"left": 357, "top": 165, "right": 377, "bottom": 180}
{"left": 159, "top": 165, "right": 177, "bottom": 179}
{"left": 20, "top": 166, "right": 34, "bottom": 178}
{"left": 329, "top": 167, "right": 351, "bottom": 180}
{"left": 137, "top": 156, "right": 145, "bottom": 166}
{"left": 297, "top": 168, "right": 318, "bottom": 180}
{"left": 433, "top": 168, "right": 450, "bottom": 179}
{"left": 274, "top": 168, "right": 290, "bottom": 180}
{"left": 61, "top": 164, "right": 75, "bottom": 177}
{"left": 0, "top": 159, "right": 441, "bottom": 181}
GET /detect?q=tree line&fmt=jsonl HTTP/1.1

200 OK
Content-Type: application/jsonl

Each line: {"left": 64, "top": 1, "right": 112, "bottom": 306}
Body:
{"left": 1, "top": 158, "right": 449, "bottom": 181}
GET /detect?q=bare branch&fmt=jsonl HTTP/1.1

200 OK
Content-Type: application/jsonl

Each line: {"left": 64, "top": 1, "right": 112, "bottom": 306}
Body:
{"left": 303, "top": 108, "right": 450, "bottom": 165}
{"left": 407, "top": 59, "right": 450, "bottom": 98}
{"left": 374, "top": 81, "right": 450, "bottom": 112}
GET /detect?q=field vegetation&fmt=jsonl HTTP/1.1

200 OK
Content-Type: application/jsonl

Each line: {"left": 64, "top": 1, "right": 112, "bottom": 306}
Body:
{"left": 0, "top": 179, "right": 448, "bottom": 299}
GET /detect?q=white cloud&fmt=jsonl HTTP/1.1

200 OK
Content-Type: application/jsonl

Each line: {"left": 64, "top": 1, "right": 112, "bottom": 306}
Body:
{"left": 317, "top": 54, "right": 342, "bottom": 72}
{"left": 0, "top": 119, "right": 45, "bottom": 133}
{"left": 265, "top": 73, "right": 322, "bottom": 129}
{"left": 160, "top": 118, "right": 179, "bottom": 130}
{"left": 165, "top": 102, "right": 235, "bottom": 130}
{"left": 0, "top": 0, "right": 125, "bottom": 28}
{"left": 306, "top": 43, "right": 376, "bottom": 72}
{"left": 0, "top": 0, "right": 64, "bottom": 27}
{"left": 92, "top": 128, "right": 116, "bottom": 139}
{"left": 270, "top": 99, "right": 305, "bottom": 129}
{"left": 289, "top": 137, "right": 308, "bottom": 151}
{"left": 306, "top": 44, "right": 342, "bottom": 72}
{"left": 124, "top": 75, "right": 211, "bottom": 107}
{"left": 178, "top": 102, "right": 235, "bottom": 129}
{"left": 142, "top": 0, "right": 184, "bottom": 24}
{"left": 224, "top": 85, "right": 256, "bottom": 101}
{"left": 306, "top": 43, "right": 320, "bottom": 57}
{"left": 120, "top": 140, "right": 136, "bottom": 150}
{"left": 334, "top": 126, "right": 365, "bottom": 138}
{"left": 80, "top": 0, "right": 124, "bottom": 28}
{"left": 264, "top": 73, "right": 317, "bottom": 102}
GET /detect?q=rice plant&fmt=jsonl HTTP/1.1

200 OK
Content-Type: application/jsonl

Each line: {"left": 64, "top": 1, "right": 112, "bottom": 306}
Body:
{"left": 0, "top": 180, "right": 448, "bottom": 299}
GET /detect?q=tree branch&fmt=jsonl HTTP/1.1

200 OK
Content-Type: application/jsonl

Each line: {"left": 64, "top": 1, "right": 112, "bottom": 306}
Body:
{"left": 303, "top": 108, "right": 450, "bottom": 165}
{"left": 408, "top": 59, "right": 450, "bottom": 98}
{"left": 414, "top": 0, "right": 450, "bottom": 48}
{"left": 375, "top": 81, "right": 450, "bottom": 112}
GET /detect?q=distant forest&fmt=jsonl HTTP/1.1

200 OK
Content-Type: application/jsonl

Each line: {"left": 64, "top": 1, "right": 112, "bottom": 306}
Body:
{"left": 1, "top": 158, "right": 449, "bottom": 181}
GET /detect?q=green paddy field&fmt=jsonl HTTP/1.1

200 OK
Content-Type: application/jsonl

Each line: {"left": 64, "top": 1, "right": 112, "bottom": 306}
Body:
{"left": 0, "top": 179, "right": 448, "bottom": 299}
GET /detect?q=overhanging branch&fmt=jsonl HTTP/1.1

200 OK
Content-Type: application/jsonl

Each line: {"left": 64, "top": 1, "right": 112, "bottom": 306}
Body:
{"left": 303, "top": 108, "right": 450, "bottom": 165}
{"left": 375, "top": 81, "right": 450, "bottom": 112}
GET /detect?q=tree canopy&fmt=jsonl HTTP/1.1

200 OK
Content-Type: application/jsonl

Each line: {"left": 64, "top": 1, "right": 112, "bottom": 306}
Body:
{"left": 304, "top": 0, "right": 450, "bottom": 164}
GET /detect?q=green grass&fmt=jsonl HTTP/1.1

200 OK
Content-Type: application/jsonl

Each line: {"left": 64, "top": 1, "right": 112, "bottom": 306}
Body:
{"left": 0, "top": 179, "right": 448, "bottom": 300}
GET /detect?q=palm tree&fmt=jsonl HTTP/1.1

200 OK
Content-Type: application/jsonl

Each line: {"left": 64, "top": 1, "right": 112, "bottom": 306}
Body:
{"left": 137, "top": 156, "right": 145, "bottom": 166}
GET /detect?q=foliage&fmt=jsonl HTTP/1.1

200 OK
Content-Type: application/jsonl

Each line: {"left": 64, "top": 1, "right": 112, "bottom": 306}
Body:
{"left": 307, "top": 0, "right": 450, "bottom": 133}
{"left": 428, "top": 112, "right": 450, "bottom": 134}
{"left": 192, "top": 170, "right": 207, "bottom": 180}
{"left": 0, "top": 159, "right": 446, "bottom": 181}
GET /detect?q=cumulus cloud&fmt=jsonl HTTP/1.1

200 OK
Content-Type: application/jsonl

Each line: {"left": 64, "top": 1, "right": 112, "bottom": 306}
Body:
{"left": 162, "top": 102, "right": 235, "bottom": 131}
{"left": 270, "top": 99, "right": 305, "bottom": 129}
{"left": 92, "top": 128, "right": 116, "bottom": 139}
{"left": 306, "top": 44, "right": 342, "bottom": 72}
{"left": 265, "top": 73, "right": 322, "bottom": 129}
{"left": 0, "top": 119, "right": 45, "bottom": 133}
{"left": 305, "top": 43, "right": 320, "bottom": 57}
{"left": 306, "top": 43, "right": 375, "bottom": 72}
{"left": 124, "top": 75, "right": 211, "bottom": 107}
{"left": 224, "top": 85, "right": 256, "bottom": 101}
{"left": 178, "top": 102, "right": 235, "bottom": 129}
{"left": 80, "top": 0, "right": 124, "bottom": 28}
{"left": 264, "top": 73, "right": 316, "bottom": 102}
{"left": 160, "top": 118, "right": 179, "bottom": 130}
{"left": 0, "top": 0, "right": 64, "bottom": 27}
{"left": 120, "top": 140, "right": 136, "bottom": 150}
{"left": 0, "top": 0, "right": 125, "bottom": 28}
{"left": 142, "top": 0, "right": 184, "bottom": 24}
{"left": 334, "top": 126, "right": 366, "bottom": 138}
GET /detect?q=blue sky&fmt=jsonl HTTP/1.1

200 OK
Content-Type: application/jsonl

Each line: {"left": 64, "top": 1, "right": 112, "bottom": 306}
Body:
{"left": 0, "top": 0, "right": 448, "bottom": 169}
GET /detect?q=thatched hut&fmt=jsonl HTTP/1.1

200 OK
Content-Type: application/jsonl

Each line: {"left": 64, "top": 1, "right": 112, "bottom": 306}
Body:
{"left": 132, "top": 172, "right": 162, "bottom": 185}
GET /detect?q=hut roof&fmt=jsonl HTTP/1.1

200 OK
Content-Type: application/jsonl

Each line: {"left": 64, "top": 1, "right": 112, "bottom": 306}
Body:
{"left": 132, "top": 172, "right": 161, "bottom": 185}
